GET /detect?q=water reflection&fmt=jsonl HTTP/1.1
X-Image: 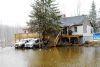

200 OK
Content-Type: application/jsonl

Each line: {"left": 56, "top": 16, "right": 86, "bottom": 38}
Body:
{"left": 1, "top": 47, "right": 100, "bottom": 67}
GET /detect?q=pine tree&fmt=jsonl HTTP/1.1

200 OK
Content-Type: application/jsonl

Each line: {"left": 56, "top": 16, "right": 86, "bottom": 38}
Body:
{"left": 27, "top": 0, "right": 61, "bottom": 39}
{"left": 89, "top": 1, "right": 97, "bottom": 32}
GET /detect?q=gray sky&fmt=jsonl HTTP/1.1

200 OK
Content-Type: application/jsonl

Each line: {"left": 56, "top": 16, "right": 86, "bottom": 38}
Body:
{"left": 0, "top": 0, "right": 100, "bottom": 27}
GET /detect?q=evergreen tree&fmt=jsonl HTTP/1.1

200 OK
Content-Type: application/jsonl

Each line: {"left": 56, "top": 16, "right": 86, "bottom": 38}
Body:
{"left": 89, "top": 1, "right": 97, "bottom": 32}
{"left": 27, "top": 0, "right": 61, "bottom": 39}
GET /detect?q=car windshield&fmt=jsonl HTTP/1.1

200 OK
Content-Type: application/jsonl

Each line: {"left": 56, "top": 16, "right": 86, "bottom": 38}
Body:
{"left": 28, "top": 39, "right": 36, "bottom": 43}
{"left": 20, "top": 39, "right": 28, "bottom": 43}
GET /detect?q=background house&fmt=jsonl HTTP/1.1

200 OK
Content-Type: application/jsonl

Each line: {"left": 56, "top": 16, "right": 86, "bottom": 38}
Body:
{"left": 60, "top": 15, "right": 93, "bottom": 44}
{"left": 96, "top": 18, "right": 100, "bottom": 33}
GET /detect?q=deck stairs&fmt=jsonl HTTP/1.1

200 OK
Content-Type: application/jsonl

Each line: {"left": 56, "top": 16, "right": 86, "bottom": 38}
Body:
{"left": 54, "top": 31, "right": 62, "bottom": 46}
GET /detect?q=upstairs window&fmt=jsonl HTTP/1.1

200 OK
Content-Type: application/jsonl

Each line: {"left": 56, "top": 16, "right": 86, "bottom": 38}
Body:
{"left": 74, "top": 26, "right": 77, "bottom": 32}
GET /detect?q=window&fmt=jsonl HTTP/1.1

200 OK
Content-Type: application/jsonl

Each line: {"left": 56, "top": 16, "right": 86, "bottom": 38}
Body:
{"left": 35, "top": 40, "right": 39, "bottom": 43}
{"left": 74, "top": 27, "right": 77, "bottom": 32}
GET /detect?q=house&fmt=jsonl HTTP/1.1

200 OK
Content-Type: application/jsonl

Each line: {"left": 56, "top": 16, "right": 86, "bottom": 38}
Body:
{"left": 60, "top": 15, "right": 93, "bottom": 44}
{"left": 96, "top": 18, "right": 100, "bottom": 33}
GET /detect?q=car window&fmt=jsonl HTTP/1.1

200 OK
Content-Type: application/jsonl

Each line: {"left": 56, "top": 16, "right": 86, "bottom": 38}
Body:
{"left": 35, "top": 40, "right": 39, "bottom": 43}
{"left": 39, "top": 39, "right": 41, "bottom": 42}
{"left": 29, "top": 40, "right": 35, "bottom": 43}
{"left": 26, "top": 40, "right": 29, "bottom": 42}
{"left": 24, "top": 40, "right": 28, "bottom": 43}
{"left": 20, "top": 40, "right": 25, "bottom": 42}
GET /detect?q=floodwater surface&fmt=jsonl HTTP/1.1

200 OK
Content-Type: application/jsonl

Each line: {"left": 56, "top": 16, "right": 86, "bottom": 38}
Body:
{"left": 0, "top": 46, "right": 100, "bottom": 67}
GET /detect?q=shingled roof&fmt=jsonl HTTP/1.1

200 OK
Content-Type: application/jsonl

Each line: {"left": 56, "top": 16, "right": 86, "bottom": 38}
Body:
{"left": 60, "top": 15, "right": 88, "bottom": 27}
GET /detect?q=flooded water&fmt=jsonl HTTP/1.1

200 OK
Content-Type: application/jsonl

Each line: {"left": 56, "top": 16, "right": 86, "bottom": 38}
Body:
{"left": 0, "top": 46, "right": 100, "bottom": 67}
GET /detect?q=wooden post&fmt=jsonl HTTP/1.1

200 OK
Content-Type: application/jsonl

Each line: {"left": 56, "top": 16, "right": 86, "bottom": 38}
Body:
{"left": 77, "top": 37, "right": 80, "bottom": 45}
{"left": 69, "top": 37, "right": 71, "bottom": 45}
{"left": 67, "top": 26, "right": 69, "bottom": 35}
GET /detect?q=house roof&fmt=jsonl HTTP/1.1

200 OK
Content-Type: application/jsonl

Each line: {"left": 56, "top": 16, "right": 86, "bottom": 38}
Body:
{"left": 60, "top": 15, "right": 88, "bottom": 27}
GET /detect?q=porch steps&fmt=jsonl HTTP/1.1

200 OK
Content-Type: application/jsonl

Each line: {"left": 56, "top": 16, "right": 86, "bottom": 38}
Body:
{"left": 54, "top": 31, "right": 62, "bottom": 46}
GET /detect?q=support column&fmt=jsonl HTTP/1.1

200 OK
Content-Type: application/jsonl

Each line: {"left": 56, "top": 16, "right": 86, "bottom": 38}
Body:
{"left": 67, "top": 26, "right": 68, "bottom": 35}
{"left": 77, "top": 37, "right": 80, "bottom": 45}
{"left": 69, "top": 37, "right": 71, "bottom": 45}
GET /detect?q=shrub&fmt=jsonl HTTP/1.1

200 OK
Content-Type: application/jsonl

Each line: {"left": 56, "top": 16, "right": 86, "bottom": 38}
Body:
{"left": 84, "top": 41, "right": 89, "bottom": 44}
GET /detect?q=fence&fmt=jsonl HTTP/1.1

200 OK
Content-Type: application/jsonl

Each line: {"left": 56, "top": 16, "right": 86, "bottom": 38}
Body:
{"left": 15, "top": 33, "right": 39, "bottom": 42}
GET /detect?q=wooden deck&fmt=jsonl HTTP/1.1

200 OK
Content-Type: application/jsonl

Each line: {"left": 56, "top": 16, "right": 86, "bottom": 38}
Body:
{"left": 62, "top": 34, "right": 82, "bottom": 38}
{"left": 58, "top": 34, "right": 83, "bottom": 45}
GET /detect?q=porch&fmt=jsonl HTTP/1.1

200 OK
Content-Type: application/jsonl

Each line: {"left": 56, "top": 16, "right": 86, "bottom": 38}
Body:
{"left": 57, "top": 34, "right": 83, "bottom": 46}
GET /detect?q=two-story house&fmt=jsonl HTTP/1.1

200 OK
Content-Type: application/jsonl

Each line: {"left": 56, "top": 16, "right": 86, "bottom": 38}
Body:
{"left": 60, "top": 15, "right": 93, "bottom": 44}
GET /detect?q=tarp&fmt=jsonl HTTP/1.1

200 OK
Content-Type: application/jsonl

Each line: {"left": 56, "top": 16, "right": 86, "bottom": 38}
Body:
{"left": 93, "top": 33, "right": 100, "bottom": 40}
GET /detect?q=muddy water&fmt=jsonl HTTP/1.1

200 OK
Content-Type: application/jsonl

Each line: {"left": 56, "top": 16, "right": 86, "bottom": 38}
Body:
{"left": 0, "top": 47, "right": 100, "bottom": 67}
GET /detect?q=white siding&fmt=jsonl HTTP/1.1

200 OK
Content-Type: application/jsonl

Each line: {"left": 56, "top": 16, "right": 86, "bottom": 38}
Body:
{"left": 83, "top": 36, "right": 93, "bottom": 43}
{"left": 83, "top": 25, "right": 93, "bottom": 36}
{"left": 71, "top": 25, "right": 93, "bottom": 36}
{"left": 71, "top": 25, "right": 93, "bottom": 43}
{"left": 72, "top": 25, "right": 83, "bottom": 35}
{"left": 83, "top": 25, "right": 93, "bottom": 43}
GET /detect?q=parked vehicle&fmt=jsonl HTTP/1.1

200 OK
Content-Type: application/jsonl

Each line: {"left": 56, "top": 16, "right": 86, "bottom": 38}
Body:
{"left": 25, "top": 38, "right": 49, "bottom": 49}
{"left": 24, "top": 38, "right": 37, "bottom": 48}
{"left": 15, "top": 39, "right": 31, "bottom": 48}
{"left": 24, "top": 38, "right": 41, "bottom": 48}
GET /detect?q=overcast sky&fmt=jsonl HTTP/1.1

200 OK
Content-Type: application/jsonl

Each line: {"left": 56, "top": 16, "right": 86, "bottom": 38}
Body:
{"left": 0, "top": 0, "right": 100, "bottom": 27}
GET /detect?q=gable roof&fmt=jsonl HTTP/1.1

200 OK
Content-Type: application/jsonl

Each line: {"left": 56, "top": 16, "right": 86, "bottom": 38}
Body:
{"left": 60, "top": 15, "right": 88, "bottom": 27}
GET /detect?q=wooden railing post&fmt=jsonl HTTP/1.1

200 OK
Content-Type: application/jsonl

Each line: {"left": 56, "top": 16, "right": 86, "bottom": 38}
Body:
{"left": 69, "top": 37, "right": 71, "bottom": 45}
{"left": 77, "top": 37, "right": 80, "bottom": 45}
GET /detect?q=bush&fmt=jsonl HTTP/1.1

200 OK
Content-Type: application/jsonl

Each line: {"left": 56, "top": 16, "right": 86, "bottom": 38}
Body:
{"left": 84, "top": 41, "right": 90, "bottom": 44}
